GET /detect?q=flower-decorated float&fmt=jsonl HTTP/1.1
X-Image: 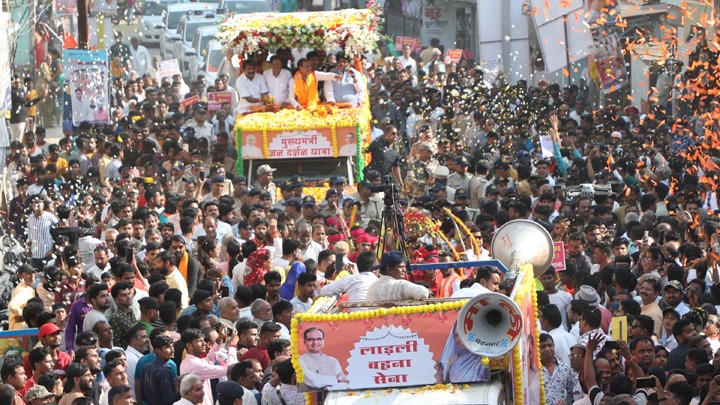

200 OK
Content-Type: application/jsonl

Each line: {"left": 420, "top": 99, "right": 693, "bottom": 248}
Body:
{"left": 216, "top": 8, "right": 378, "bottom": 183}
{"left": 289, "top": 220, "right": 550, "bottom": 405}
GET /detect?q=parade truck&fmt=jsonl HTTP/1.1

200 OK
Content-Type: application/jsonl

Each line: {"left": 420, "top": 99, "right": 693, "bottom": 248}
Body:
{"left": 216, "top": 7, "right": 376, "bottom": 198}
{"left": 290, "top": 220, "right": 553, "bottom": 405}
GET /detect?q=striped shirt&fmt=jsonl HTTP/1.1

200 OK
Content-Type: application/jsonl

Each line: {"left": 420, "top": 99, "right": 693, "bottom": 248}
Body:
{"left": 27, "top": 211, "right": 58, "bottom": 259}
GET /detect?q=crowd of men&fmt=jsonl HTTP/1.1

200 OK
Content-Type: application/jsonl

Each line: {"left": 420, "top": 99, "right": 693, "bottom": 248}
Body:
{"left": 6, "top": 23, "right": 720, "bottom": 405}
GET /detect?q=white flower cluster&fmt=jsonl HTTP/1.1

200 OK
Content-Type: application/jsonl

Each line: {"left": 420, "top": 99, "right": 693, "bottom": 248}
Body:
{"left": 216, "top": 9, "right": 379, "bottom": 58}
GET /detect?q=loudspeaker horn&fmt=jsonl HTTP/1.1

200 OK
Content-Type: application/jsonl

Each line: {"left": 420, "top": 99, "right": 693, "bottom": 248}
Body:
{"left": 456, "top": 292, "right": 523, "bottom": 357}
{"left": 490, "top": 219, "right": 554, "bottom": 278}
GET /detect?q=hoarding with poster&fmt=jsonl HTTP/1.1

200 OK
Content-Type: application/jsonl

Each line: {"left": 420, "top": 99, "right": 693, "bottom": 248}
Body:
{"left": 294, "top": 306, "right": 491, "bottom": 391}
{"left": 395, "top": 36, "right": 421, "bottom": 53}
{"left": 208, "top": 91, "right": 232, "bottom": 111}
{"left": 55, "top": 0, "right": 77, "bottom": 14}
{"left": 591, "top": 33, "right": 627, "bottom": 93}
{"left": 421, "top": 0, "right": 453, "bottom": 52}
{"left": 64, "top": 50, "right": 111, "bottom": 126}
{"left": 240, "top": 127, "right": 357, "bottom": 160}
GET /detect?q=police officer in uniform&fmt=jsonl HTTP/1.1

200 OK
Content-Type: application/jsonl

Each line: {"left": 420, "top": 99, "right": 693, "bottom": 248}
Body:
{"left": 273, "top": 180, "right": 294, "bottom": 210}
{"left": 253, "top": 164, "right": 277, "bottom": 203}
{"left": 447, "top": 156, "right": 472, "bottom": 191}
{"left": 453, "top": 188, "right": 479, "bottom": 221}
{"left": 405, "top": 141, "right": 439, "bottom": 199}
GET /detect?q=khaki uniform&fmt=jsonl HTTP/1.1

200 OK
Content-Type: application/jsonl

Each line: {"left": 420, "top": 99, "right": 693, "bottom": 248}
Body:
{"left": 447, "top": 172, "right": 472, "bottom": 191}
{"left": 468, "top": 175, "right": 489, "bottom": 209}
{"left": 253, "top": 181, "right": 277, "bottom": 204}
{"left": 357, "top": 195, "right": 383, "bottom": 227}
{"left": 405, "top": 158, "right": 439, "bottom": 199}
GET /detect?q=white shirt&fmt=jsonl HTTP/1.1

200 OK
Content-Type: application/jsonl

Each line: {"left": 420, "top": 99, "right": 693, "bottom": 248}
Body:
{"left": 105, "top": 158, "right": 122, "bottom": 181}
{"left": 130, "top": 45, "right": 152, "bottom": 76}
{"left": 549, "top": 326, "right": 578, "bottom": 364}
{"left": 192, "top": 220, "right": 233, "bottom": 241}
{"left": 548, "top": 290, "right": 573, "bottom": 331}
{"left": 451, "top": 283, "right": 491, "bottom": 298}
{"left": 366, "top": 275, "right": 430, "bottom": 301}
{"left": 261, "top": 383, "right": 304, "bottom": 405}
{"left": 323, "top": 68, "right": 365, "bottom": 106}
{"left": 83, "top": 308, "right": 108, "bottom": 332}
{"left": 235, "top": 73, "right": 269, "bottom": 113}
{"left": 79, "top": 236, "right": 103, "bottom": 273}
{"left": 397, "top": 55, "right": 417, "bottom": 72}
{"left": 174, "top": 398, "right": 196, "bottom": 405}
{"left": 126, "top": 346, "right": 144, "bottom": 400}
{"left": 273, "top": 257, "right": 290, "bottom": 272}
{"left": 263, "top": 68, "right": 297, "bottom": 108}
{"left": 298, "top": 353, "right": 346, "bottom": 389}
{"left": 320, "top": 272, "right": 378, "bottom": 302}
{"left": 183, "top": 120, "right": 215, "bottom": 144}
{"left": 290, "top": 296, "right": 313, "bottom": 314}
{"left": 87, "top": 263, "right": 110, "bottom": 282}
{"left": 300, "top": 241, "right": 323, "bottom": 262}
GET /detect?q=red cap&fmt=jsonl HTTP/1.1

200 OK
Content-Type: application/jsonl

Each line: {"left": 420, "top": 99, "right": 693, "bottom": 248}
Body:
{"left": 350, "top": 229, "right": 366, "bottom": 239}
{"left": 327, "top": 233, "right": 346, "bottom": 244}
{"left": 39, "top": 323, "right": 62, "bottom": 338}
{"left": 356, "top": 234, "right": 378, "bottom": 244}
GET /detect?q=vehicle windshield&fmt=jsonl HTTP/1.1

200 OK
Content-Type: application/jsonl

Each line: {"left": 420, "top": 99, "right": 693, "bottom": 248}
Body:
{"left": 207, "top": 49, "right": 223, "bottom": 72}
{"left": 186, "top": 22, "right": 215, "bottom": 41}
{"left": 226, "top": 0, "right": 270, "bottom": 13}
{"left": 167, "top": 12, "right": 185, "bottom": 29}
{"left": 200, "top": 34, "right": 215, "bottom": 52}
{"left": 142, "top": 2, "right": 166, "bottom": 15}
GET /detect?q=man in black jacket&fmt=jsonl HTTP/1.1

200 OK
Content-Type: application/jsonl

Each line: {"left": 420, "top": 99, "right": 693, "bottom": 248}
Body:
{"left": 10, "top": 76, "right": 39, "bottom": 142}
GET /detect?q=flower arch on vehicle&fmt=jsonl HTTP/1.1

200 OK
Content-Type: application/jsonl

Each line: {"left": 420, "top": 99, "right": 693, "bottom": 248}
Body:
{"left": 216, "top": 7, "right": 381, "bottom": 58}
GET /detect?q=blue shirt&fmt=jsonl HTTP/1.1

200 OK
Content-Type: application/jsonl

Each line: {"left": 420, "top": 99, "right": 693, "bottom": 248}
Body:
{"left": 141, "top": 358, "right": 178, "bottom": 405}
{"left": 180, "top": 304, "right": 219, "bottom": 317}
{"left": 135, "top": 354, "right": 178, "bottom": 405}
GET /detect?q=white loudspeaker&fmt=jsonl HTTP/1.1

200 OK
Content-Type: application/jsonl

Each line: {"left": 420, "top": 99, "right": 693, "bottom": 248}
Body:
{"left": 490, "top": 219, "right": 554, "bottom": 278}
{"left": 456, "top": 292, "right": 524, "bottom": 357}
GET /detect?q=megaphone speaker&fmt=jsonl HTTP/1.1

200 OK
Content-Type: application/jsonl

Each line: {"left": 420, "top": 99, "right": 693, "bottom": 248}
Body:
{"left": 491, "top": 219, "right": 554, "bottom": 278}
{"left": 456, "top": 292, "right": 524, "bottom": 357}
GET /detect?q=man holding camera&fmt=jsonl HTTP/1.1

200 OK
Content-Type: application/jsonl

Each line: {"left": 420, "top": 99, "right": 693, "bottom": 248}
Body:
{"left": 179, "top": 327, "right": 240, "bottom": 405}
{"left": 366, "top": 126, "right": 403, "bottom": 188}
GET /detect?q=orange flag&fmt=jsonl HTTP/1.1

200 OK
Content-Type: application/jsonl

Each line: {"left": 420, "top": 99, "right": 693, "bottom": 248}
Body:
{"left": 63, "top": 32, "right": 77, "bottom": 49}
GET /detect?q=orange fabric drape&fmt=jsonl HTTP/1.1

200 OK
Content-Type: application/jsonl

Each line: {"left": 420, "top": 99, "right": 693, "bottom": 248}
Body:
{"left": 178, "top": 251, "right": 189, "bottom": 281}
{"left": 293, "top": 71, "right": 319, "bottom": 108}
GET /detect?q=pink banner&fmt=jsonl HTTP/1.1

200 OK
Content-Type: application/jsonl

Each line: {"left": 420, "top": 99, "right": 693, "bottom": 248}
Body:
{"left": 552, "top": 241, "right": 566, "bottom": 271}
{"left": 208, "top": 91, "right": 232, "bottom": 111}
{"left": 295, "top": 308, "right": 490, "bottom": 391}
{"left": 444, "top": 49, "right": 463, "bottom": 64}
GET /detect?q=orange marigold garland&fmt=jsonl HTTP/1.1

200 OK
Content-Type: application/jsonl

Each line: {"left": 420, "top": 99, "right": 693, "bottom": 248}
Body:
{"left": 435, "top": 230, "right": 460, "bottom": 261}
{"left": 446, "top": 208, "right": 480, "bottom": 257}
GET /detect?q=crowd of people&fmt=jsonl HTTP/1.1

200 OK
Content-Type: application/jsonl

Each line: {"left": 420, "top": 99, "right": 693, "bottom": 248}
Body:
{"left": 6, "top": 19, "right": 720, "bottom": 405}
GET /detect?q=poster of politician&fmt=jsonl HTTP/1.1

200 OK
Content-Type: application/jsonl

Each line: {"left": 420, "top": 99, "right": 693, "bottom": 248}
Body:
{"left": 294, "top": 311, "right": 497, "bottom": 391}
{"left": 64, "top": 50, "right": 111, "bottom": 126}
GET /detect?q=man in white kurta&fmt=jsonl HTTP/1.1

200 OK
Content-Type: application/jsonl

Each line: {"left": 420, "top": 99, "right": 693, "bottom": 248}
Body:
{"left": 298, "top": 327, "right": 348, "bottom": 389}
{"left": 263, "top": 56, "right": 298, "bottom": 109}
{"left": 235, "top": 61, "right": 269, "bottom": 113}
{"left": 130, "top": 37, "right": 152, "bottom": 77}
